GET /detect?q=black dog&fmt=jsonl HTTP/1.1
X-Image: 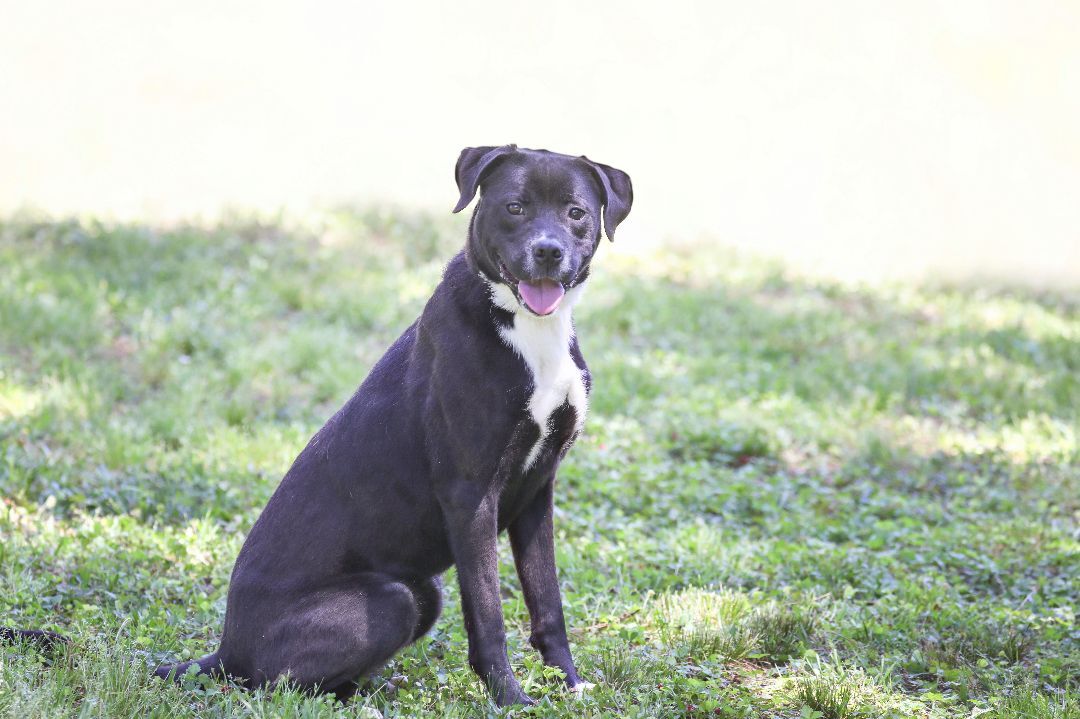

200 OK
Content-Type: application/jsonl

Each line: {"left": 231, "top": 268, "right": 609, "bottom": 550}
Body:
{"left": 2, "top": 145, "right": 631, "bottom": 707}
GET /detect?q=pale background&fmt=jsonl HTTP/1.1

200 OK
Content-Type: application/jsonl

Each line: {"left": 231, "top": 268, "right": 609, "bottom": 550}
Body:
{"left": 2, "top": 1, "right": 1077, "bottom": 283}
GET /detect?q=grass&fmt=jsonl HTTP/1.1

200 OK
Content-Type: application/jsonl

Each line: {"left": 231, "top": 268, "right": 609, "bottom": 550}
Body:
{"left": 0, "top": 208, "right": 1077, "bottom": 718}
{"left": 792, "top": 672, "right": 858, "bottom": 719}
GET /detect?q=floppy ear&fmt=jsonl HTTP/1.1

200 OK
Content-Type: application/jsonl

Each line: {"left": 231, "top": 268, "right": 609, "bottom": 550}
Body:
{"left": 452, "top": 144, "right": 518, "bottom": 213}
{"left": 582, "top": 157, "right": 633, "bottom": 241}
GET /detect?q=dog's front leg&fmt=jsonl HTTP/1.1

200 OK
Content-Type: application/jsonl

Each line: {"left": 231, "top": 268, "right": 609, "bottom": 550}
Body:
{"left": 508, "top": 478, "right": 588, "bottom": 691}
{"left": 442, "top": 487, "right": 533, "bottom": 707}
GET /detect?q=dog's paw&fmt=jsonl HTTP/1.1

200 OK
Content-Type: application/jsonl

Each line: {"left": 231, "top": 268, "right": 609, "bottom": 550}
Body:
{"left": 569, "top": 681, "right": 596, "bottom": 694}
{"left": 492, "top": 683, "right": 535, "bottom": 708}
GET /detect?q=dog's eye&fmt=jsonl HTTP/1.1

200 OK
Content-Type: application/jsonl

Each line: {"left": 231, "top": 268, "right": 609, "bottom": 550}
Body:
{"left": 568, "top": 207, "right": 585, "bottom": 221}
{"left": 507, "top": 203, "right": 524, "bottom": 215}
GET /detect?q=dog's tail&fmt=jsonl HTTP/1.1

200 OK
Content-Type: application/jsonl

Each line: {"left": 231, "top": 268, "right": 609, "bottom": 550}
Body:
{"left": 0, "top": 626, "right": 70, "bottom": 652}
{"left": 153, "top": 652, "right": 224, "bottom": 683}
{"left": 4, "top": 626, "right": 223, "bottom": 685}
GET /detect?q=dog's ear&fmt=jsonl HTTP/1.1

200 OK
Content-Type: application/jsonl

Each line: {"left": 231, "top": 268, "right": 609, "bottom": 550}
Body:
{"left": 453, "top": 145, "right": 518, "bottom": 213}
{"left": 582, "top": 157, "right": 633, "bottom": 241}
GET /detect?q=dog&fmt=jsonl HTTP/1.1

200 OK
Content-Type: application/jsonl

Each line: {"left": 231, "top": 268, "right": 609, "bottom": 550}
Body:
{"left": 2, "top": 145, "right": 631, "bottom": 707}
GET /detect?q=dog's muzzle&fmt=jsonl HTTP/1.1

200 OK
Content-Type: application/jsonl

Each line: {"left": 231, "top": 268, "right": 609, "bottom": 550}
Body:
{"left": 497, "top": 260, "right": 567, "bottom": 316}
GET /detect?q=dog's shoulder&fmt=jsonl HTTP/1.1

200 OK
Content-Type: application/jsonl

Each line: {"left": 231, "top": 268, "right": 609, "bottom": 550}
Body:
{"left": 421, "top": 252, "right": 510, "bottom": 338}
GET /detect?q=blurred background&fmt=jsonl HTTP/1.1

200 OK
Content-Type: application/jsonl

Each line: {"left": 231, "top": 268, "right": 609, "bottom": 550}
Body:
{"left": 2, "top": 0, "right": 1077, "bottom": 284}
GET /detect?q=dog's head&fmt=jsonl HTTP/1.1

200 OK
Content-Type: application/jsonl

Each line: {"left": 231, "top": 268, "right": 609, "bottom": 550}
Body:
{"left": 453, "top": 145, "right": 632, "bottom": 317}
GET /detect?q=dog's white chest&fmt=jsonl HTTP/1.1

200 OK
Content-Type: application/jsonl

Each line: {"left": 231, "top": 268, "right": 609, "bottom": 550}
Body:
{"left": 492, "top": 285, "right": 588, "bottom": 470}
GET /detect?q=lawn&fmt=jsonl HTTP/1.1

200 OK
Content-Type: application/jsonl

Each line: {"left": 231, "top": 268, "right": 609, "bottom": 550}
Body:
{"left": 0, "top": 210, "right": 1076, "bottom": 718}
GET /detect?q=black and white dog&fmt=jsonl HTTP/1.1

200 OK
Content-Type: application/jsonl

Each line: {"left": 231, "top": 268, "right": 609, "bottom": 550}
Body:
{"left": 3, "top": 145, "right": 631, "bottom": 707}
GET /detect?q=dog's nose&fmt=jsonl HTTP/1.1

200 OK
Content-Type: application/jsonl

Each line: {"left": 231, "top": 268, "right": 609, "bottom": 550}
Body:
{"left": 532, "top": 239, "right": 564, "bottom": 270}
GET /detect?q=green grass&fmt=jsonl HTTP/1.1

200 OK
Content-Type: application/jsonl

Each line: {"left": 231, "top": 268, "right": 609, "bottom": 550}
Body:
{"left": 1, "top": 209, "right": 1077, "bottom": 718}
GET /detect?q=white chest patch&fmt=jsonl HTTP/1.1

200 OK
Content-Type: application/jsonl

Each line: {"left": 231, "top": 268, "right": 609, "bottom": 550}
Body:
{"left": 486, "top": 278, "right": 589, "bottom": 470}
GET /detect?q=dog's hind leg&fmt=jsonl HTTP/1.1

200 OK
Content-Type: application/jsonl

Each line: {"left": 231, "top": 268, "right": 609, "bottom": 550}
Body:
{"left": 231, "top": 572, "right": 427, "bottom": 697}
{"left": 328, "top": 574, "right": 444, "bottom": 702}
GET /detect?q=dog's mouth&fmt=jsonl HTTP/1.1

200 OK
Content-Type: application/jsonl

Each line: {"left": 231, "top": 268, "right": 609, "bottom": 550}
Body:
{"left": 498, "top": 262, "right": 565, "bottom": 316}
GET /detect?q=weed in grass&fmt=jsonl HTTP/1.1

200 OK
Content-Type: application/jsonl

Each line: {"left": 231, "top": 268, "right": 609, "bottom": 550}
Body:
{"left": 792, "top": 674, "right": 858, "bottom": 719}
{"left": 993, "top": 629, "right": 1036, "bottom": 665}
{"left": 682, "top": 625, "right": 759, "bottom": 663}
{"left": 653, "top": 588, "right": 759, "bottom": 661}
{"left": 588, "top": 644, "right": 651, "bottom": 693}
{"left": 988, "top": 681, "right": 1079, "bottom": 719}
{"left": 919, "top": 621, "right": 1035, "bottom": 670}
{"left": 653, "top": 588, "right": 751, "bottom": 629}
{"left": 748, "top": 602, "right": 817, "bottom": 662}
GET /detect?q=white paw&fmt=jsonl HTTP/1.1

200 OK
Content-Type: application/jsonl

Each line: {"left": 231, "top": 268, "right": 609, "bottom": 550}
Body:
{"left": 570, "top": 681, "right": 596, "bottom": 694}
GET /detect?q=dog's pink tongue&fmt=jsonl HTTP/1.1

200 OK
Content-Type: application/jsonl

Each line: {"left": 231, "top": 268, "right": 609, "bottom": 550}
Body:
{"left": 518, "top": 279, "right": 565, "bottom": 315}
